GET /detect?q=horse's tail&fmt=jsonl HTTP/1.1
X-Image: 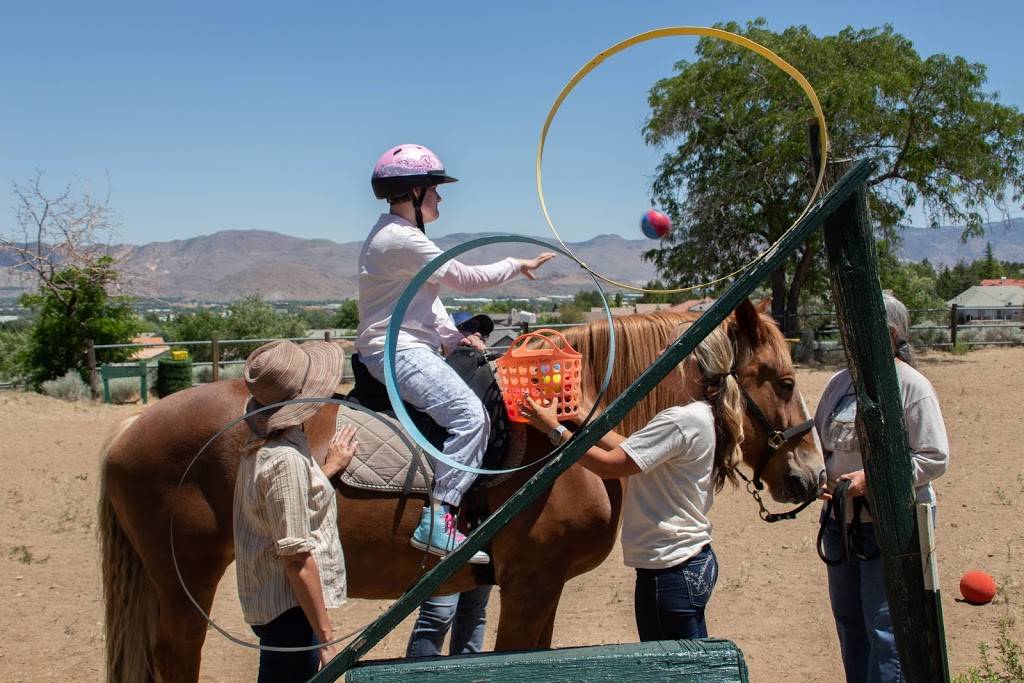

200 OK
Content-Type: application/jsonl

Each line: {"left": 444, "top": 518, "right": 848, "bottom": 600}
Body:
{"left": 97, "top": 414, "right": 157, "bottom": 683}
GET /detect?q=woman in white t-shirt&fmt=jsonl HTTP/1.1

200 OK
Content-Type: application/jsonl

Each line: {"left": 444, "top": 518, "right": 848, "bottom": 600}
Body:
{"left": 521, "top": 325, "right": 743, "bottom": 640}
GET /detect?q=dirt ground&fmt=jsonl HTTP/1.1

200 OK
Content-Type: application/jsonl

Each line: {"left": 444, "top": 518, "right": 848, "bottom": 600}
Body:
{"left": 1, "top": 347, "right": 1021, "bottom": 681}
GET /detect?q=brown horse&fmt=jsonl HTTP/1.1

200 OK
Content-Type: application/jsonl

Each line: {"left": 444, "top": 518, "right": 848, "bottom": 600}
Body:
{"left": 98, "top": 299, "right": 823, "bottom": 682}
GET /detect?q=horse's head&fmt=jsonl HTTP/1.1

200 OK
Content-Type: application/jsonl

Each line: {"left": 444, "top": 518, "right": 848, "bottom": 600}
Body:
{"left": 563, "top": 301, "right": 824, "bottom": 506}
{"left": 728, "top": 299, "right": 825, "bottom": 504}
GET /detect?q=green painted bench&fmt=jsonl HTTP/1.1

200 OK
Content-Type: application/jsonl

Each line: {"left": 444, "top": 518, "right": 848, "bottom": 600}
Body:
{"left": 345, "top": 639, "right": 748, "bottom": 682}
{"left": 100, "top": 361, "right": 149, "bottom": 404}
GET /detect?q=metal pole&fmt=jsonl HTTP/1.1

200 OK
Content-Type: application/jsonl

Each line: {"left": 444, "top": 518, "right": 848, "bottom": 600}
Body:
{"left": 822, "top": 185, "right": 950, "bottom": 682}
{"left": 949, "top": 304, "right": 958, "bottom": 347}
{"left": 86, "top": 339, "right": 100, "bottom": 399}
{"left": 211, "top": 337, "right": 220, "bottom": 383}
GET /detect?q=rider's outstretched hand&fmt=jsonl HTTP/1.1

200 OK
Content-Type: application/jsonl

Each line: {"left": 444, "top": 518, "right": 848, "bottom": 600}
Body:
{"left": 519, "top": 252, "right": 556, "bottom": 280}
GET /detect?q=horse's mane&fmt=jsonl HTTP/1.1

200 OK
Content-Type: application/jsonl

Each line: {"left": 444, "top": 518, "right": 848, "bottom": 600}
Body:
{"left": 559, "top": 311, "right": 693, "bottom": 435}
{"left": 558, "top": 306, "right": 790, "bottom": 435}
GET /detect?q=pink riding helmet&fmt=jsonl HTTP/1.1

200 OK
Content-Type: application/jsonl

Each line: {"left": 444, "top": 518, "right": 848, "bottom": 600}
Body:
{"left": 371, "top": 144, "right": 458, "bottom": 200}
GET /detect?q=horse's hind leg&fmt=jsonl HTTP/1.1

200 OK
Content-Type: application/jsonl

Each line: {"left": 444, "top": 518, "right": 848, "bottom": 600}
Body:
{"left": 152, "top": 563, "right": 230, "bottom": 683}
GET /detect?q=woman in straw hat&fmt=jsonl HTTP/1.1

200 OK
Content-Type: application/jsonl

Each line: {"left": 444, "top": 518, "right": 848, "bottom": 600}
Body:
{"left": 234, "top": 340, "right": 357, "bottom": 680}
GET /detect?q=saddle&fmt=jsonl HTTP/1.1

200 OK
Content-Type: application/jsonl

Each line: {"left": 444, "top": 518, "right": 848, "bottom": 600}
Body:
{"left": 339, "top": 347, "right": 515, "bottom": 495}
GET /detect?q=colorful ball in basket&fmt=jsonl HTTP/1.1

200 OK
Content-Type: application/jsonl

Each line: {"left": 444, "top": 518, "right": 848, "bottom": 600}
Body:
{"left": 495, "top": 329, "right": 582, "bottom": 424}
{"left": 640, "top": 209, "right": 672, "bottom": 240}
{"left": 960, "top": 571, "right": 997, "bottom": 605}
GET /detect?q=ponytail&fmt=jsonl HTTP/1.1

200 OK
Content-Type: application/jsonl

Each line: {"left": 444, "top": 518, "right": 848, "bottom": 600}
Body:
{"left": 691, "top": 327, "right": 744, "bottom": 492}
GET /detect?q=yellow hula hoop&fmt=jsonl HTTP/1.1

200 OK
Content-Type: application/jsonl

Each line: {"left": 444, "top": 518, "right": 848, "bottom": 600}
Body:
{"left": 537, "top": 26, "right": 830, "bottom": 295}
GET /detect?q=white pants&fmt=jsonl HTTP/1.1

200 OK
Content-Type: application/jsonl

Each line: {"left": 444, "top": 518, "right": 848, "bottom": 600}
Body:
{"left": 362, "top": 347, "right": 487, "bottom": 507}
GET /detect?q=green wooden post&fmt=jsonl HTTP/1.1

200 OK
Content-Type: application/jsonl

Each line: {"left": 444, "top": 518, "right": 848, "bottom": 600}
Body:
{"left": 312, "top": 160, "right": 877, "bottom": 683}
{"left": 822, "top": 186, "right": 950, "bottom": 682}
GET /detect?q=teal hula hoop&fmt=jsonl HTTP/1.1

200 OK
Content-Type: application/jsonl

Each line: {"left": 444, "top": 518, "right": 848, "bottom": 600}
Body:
{"left": 383, "top": 235, "right": 616, "bottom": 475}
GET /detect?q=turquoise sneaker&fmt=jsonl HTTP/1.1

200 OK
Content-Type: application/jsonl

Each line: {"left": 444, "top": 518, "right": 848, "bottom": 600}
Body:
{"left": 410, "top": 505, "right": 490, "bottom": 565}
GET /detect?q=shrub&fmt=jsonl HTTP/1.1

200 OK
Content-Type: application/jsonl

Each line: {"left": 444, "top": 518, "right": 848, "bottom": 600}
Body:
{"left": 106, "top": 377, "right": 142, "bottom": 404}
{"left": 954, "top": 618, "right": 1024, "bottom": 683}
{"left": 41, "top": 370, "right": 91, "bottom": 402}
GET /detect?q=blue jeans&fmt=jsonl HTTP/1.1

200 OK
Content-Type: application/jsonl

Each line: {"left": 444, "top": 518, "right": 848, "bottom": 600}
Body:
{"left": 824, "top": 520, "right": 903, "bottom": 683}
{"left": 406, "top": 585, "right": 493, "bottom": 657}
{"left": 362, "top": 347, "right": 488, "bottom": 507}
{"left": 250, "top": 606, "right": 319, "bottom": 682}
{"left": 634, "top": 544, "right": 718, "bottom": 641}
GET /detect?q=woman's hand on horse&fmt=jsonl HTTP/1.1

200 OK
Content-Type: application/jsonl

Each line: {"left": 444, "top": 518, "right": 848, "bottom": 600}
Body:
{"left": 323, "top": 424, "right": 358, "bottom": 479}
{"left": 518, "top": 252, "right": 556, "bottom": 280}
{"left": 837, "top": 470, "right": 867, "bottom": 497}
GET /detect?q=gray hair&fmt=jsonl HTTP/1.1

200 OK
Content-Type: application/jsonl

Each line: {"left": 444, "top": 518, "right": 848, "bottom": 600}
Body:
{"left": 882, "top": 293, "right": 915, "bottom": 366}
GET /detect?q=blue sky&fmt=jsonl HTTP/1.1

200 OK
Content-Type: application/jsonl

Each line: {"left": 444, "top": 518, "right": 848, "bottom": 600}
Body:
{"left": 1, "top": 1, "right": 1021, "bottom": 246}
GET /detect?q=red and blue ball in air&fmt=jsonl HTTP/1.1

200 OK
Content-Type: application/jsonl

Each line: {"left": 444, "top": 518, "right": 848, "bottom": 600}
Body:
{"left": 640, "top": 209, "right": 672, "bottom": 239}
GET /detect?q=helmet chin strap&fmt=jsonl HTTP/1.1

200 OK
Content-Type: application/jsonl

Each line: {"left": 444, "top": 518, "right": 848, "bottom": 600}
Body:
{"left": 412, "top": 188, "right": 425, "bottom": 232}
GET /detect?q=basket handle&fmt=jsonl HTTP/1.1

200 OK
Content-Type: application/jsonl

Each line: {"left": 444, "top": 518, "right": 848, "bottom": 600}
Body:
{"left": 508, "top": 328, "right": 577, "bottom": 354}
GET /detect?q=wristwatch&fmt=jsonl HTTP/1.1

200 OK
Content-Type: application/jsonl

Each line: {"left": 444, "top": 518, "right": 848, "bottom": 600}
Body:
{"left": 548, "top": 424, "right": 569, "bottom": 445}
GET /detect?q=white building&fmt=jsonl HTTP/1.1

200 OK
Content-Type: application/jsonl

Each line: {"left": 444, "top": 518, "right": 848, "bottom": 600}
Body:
{"left": 948, "top": 285, "right": 1024, "bottom": 322}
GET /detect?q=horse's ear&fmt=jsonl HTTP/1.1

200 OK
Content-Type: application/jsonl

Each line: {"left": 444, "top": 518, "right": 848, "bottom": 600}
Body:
{"left": 756, "top": 297, "right": 772, "bottom": 314}
{"left": 733, "top": 298, "right": 764, "bottom": 347}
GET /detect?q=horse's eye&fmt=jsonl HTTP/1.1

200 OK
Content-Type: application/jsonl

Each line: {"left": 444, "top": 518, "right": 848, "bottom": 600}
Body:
{"left": 779, "top": 378, "right": 795, "bottom": 391}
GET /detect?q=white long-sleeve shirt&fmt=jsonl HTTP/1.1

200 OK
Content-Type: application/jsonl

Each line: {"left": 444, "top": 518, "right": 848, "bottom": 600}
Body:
{"left": 814, "top": 362, "right": 950, "bottom": 519}
{"left": 354, "top": 214, "right": 520, "bottom": 358}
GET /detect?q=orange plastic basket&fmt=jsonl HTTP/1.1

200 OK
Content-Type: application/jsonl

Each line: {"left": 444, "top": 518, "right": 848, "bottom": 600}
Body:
{"left": 495, "top": 328, "right": 582, "bottom": 424}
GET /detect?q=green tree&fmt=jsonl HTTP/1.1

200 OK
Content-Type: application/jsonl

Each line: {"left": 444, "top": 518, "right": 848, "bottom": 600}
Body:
{"left": 644, "top": 20, "right": 1024, "bottom": 333}
{"left": 557, "top": 303, "right": 584, "bottom": 324}
{"left": 976, "top": 242, "right": 1005, "bottom": 280}
{"left": 332, "top": 299, "right": 360, "bottom": 329}
{"left": 166, "top": 295, "right": 307, "bottom": 361}
{"left": 1, "top": 173, "right": 140, "bottom": 388}
{"left": 935, "top": 261, "right": 980, "bottom": 300}
{"left": 298, "top": 307, "right": 335, "bottom": 330}
{"left": 20, "top": 258, "right": 140, "bottom": 385}
{"left": 164, "top": 309, "right": 228, "bottom": 361}
{"left": 875, "top": 241, "right": 943, "bottom": 319}
{"left": 572, "top": 290, "right": 604, "bottom": 310}
{"left": 0, "top": 321, "right": 31, "bottom": 383}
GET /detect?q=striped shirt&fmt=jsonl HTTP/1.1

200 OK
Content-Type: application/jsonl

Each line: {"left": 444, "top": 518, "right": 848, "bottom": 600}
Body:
{"left": 233, "top": 428, "right": 346, "bottom": 625}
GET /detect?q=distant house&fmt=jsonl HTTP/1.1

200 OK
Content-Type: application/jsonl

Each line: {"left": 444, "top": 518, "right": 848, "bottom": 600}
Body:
{"left": 980, "top": 277, "right": 1024, "bottom": 288}
{"left": 128, "top": 336, "right": 170, "bottom": 361}
{"left": 668, "top": 298, "right": 716, "bottom": 315}
{"left": 948, "top": 285, "right": 1024, "bottom": 322}
{"left": 584, "top": 302, "right": 673, "bottom": 322}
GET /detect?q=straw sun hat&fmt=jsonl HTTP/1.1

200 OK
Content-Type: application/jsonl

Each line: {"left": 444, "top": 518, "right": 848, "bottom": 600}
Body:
{"left": 243, "top": 340, "right": 345, "bottom": 437}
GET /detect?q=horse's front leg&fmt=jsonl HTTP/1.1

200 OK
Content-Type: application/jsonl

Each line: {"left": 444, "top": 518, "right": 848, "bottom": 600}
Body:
{"left": 494, "top": 578, "right": 566, "bottom": 650}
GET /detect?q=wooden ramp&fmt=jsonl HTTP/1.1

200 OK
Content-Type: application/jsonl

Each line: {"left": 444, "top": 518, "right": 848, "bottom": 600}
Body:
{"left": 346, "top": 639, "right": 748, "bottom": 682}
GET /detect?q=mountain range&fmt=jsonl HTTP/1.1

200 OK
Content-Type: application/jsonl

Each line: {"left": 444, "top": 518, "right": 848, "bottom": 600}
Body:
{"left": 3, "top": 219, "right": 1022, "bottom": 302}
{"left": 115, "top": 231, "right": 659, "bottom": 302}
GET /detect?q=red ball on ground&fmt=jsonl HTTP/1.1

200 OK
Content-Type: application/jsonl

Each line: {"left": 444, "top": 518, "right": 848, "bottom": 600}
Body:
{"left": 960, "top": 571, "right": 997, "bottom": 605}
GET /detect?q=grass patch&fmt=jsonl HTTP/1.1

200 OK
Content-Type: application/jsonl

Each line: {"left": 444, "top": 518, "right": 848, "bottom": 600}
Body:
{"left": 7, "top": 544, "right": 48, "bottom": 564}
{"left": 950, "top": 341, "right": 973, "bottom": 356}
{"left": 954, "top": 618, "right": 1024, "bottom": 683}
